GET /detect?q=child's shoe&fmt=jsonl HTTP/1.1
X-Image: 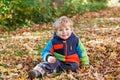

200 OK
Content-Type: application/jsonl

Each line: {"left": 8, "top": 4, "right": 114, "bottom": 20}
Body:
{"left": 28, "top": 70, "right": 42, "bottom": 80}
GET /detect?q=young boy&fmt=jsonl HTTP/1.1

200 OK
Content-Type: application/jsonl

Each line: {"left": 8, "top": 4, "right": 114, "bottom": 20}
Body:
{"left": 28, "top": 16, "right": 89, "bottom": 79}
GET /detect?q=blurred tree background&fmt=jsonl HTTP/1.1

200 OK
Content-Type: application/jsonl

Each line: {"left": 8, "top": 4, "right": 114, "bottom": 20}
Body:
{"left": 0, "top": 0, "right": 119, "bottom": 32}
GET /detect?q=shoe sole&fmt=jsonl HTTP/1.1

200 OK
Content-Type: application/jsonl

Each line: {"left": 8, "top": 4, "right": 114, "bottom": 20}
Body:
{"left": 28, "top": 70, "right": 37, "bottom": 80}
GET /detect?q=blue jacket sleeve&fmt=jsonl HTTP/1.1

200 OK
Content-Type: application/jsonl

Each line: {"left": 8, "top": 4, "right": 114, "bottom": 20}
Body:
{"left": 76, "top": 39, "right": 89, "bottom": 66}
{"left": 41, "top": 40, "right": 53, "bottom": 61}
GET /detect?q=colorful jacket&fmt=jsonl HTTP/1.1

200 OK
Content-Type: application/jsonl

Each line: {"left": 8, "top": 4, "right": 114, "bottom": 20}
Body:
{"left": 41, "top": 33, "right": 89, "bottom": 66}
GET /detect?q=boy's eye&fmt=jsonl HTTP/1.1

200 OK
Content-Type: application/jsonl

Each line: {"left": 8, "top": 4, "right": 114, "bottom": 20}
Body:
{"left": 58, "top": 29, "right": 63, "bottom": 31}
{"left": 66, "top": 28, "right": 69, "bottom": 30}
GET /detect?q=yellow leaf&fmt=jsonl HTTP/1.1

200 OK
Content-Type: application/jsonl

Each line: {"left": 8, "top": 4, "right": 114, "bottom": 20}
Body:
{"left": 101, "top": 46, "right": 106, "bottom": 51}
{"left": 109, "top": 51, "right": 116, "bottom": 58}
{"left": 7, "top": 69, "right": 11, "bottom": 74}
{"left": 0, "top": 66, "right": 5, "bottom": 73}
{"left": 18, "top": 73, "right": 28, "bottom": 80}
{"left": 35, "top": 55, "right": 40, "bottom": 59}
{"left": 52, "top": 2, "right": 58, "bottom": 10}
{"left": 106, "top": 74, "right": 114, "bottom": 80}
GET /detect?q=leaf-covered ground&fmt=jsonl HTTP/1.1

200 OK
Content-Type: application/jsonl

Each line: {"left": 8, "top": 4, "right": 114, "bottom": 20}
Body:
{"left": 0, "top": 7, "right": 120, "bottom": 80}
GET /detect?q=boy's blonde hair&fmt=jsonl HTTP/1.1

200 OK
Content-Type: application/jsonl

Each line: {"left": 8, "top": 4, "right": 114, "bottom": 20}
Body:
{"left": 53, "top": 16, "right": 73, "bottom": 29}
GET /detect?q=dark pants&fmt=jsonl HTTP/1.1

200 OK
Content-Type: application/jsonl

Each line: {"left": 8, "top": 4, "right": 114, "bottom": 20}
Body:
{"left": 34, "top": 59, "right": 79, "bottom": 74}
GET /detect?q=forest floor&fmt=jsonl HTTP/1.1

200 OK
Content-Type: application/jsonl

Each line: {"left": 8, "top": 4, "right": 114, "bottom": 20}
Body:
{"left": 0, "top": 7, "right": 120, "bottom": 80}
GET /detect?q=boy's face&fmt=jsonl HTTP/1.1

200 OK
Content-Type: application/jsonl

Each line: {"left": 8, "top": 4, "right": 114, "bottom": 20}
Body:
{"left": 56, "top": 24, "right": 73, "bottom": 40}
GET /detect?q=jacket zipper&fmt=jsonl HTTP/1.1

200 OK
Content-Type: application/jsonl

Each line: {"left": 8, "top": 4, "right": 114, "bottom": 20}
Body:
{"left": 64, "top": 40, "right": 68, "bottom": 56}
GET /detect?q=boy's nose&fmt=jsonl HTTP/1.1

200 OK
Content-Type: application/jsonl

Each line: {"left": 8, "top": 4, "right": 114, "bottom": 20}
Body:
{"left": 63, "top": 30, "right": 66, "bottom": 33}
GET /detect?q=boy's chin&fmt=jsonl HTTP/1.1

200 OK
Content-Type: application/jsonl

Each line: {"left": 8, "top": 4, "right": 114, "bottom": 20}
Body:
{"left": 61, "top": 37, "right": 69, "bottom": 40}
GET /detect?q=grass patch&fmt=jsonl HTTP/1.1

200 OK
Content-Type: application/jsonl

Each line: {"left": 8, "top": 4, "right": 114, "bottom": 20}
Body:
{"left": 0, "top": 50, "right": 10, "bottom": 54}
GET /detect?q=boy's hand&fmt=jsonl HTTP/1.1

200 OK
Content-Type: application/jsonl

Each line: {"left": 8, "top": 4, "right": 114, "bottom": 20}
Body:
{"left": 47, "top": 56, "right": 56, "bottom": 64}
